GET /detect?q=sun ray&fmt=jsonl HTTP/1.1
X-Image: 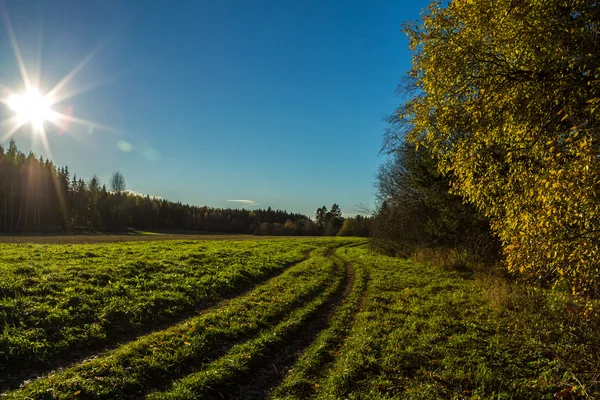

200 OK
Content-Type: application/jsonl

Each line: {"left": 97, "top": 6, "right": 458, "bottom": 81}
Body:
{"left": 45, "top": 115, "right": 85, "bottom": 144}
{"left": 49, "top": 67, "right": 130, "bottom": 105}
{"left": 0, "top": 84, "right": 17, "bottom": 98}
{"left": 0, "top": 115, "right": 17, "bottom": 127}
{"left": 1, "top": 4, "right": 32, "bottom": 90}
{"left": 0, "top": 117, "right": 27, "bottom": 143}
{"left": 37, "top": 122, "right": 53, "bottom": 160}
{"left": 46, "top": 41, "right": 106, "bottom": 101}
{"left": 51, "top": 112, "right": 123, "bottom": 133}
{"left": 47, "top": 152, "right": 70, "bottom": 229}
{"left": 30, "top": 11, "right": 44, "bottom": 90}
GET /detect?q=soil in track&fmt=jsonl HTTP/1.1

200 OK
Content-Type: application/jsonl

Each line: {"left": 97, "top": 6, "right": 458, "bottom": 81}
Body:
{"left": 1, "top": 252, "right": 312, "bottom": 394}
{"left": 222, "top": 256, "right": 358, "bottom": 400}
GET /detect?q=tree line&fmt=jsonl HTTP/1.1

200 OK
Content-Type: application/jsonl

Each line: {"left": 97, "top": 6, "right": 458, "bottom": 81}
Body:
{"left": 373, "top": 0, "right": 600, "bottom": 296}
{"left": 0, "top": 140, "right": 312, "bottom": 235}
{"left": 315, "top": 203, "right": 371, "bottom": 237}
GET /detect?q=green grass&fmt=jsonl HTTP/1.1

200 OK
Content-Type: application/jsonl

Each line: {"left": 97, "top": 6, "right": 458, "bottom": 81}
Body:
{"left": 0, "top": 237, "right": 361, "bottom": 384}
{"left": 149, "top": 253, "right": 346, "bottom": 399}
{"left": 300, "top": 246, "right": 600, "bottom": 399}
{"left": 271, "top": 250, "right": 369, "bottom": 399}
{"left": 3, "top": 246, "right": 348, "bottom": 399}
{"left": 3, "top": 238, "right": 599, "bottom": 399}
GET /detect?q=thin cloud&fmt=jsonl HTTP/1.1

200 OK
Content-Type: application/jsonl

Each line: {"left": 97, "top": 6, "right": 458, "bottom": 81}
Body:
{"left": 227, "top": 199, "right": 260, "bottom": 208}
{"left": 126, "top": 190, "right": 161, "bottom": 200}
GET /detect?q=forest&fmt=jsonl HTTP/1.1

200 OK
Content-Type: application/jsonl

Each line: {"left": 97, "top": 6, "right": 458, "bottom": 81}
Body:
{"left": 0, "top": 139, "right": 298, "bottom": 234}
{"left": 0, "top": 139, "right": 372, "bottom": 236}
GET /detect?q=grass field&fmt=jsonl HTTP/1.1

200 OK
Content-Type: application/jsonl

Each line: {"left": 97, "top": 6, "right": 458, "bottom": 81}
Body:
{"left": 0, "top": 232, "right": 291, "bottom": 244}
{"left": 2, "top": 237, "right": 599, "bottom": 399}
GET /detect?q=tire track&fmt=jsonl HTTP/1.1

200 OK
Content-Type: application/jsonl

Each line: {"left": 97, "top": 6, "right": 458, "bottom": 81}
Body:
{"left": 1, "top": 251, "right": 313, "bottom": 394}
{"left": 5, "top": 243, "right": 361, "bottom": 399}
{"left": 207, "top": 252, "right": 357, "bottom": 400}
{"left": 268, "top": 251, "right": 370, "bottom": 400}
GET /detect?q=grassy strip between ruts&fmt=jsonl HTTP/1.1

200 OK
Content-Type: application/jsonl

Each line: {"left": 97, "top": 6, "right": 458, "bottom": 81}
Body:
{"left": 0, "top": 238, "right": 362, "bottom": 385}
{"left": 147, "top": 254, "right": 347, "bottom": 399}
{"left": 303, "top": 246, "right": 600, "bottom": 399}
{"left": 3, "top": 247, "right": 340, "bottom": 399}
{"left": 270, "top": 247, "right": 369, "bottom": 400}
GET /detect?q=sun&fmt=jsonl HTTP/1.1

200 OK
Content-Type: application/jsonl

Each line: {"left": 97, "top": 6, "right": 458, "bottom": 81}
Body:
{"left": 0, "top": 5, "right": 119, "bottom": 154}
{"left": 7, "top": 88, "right": 56, "bottom": 129}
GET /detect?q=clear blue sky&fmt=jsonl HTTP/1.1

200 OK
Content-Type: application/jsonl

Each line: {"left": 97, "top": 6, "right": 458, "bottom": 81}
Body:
{"left": 0, "top": 0, "right": 430, "bottom": 217}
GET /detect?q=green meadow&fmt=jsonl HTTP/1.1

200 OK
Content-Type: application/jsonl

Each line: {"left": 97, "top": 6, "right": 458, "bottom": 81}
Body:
{"left": 1, "top": 237, "right": 598, "bottom": 399}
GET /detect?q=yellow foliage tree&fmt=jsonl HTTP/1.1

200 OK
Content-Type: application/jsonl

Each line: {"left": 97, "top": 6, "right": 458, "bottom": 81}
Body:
{"left": 284, "top": 220, "right": 297, "bottom": 230}
{"left": 402, "top": 0, "right": 600, "bottom": 294}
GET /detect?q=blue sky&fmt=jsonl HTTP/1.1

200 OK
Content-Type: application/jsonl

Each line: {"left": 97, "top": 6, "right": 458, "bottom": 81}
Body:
{"left": 0, "top": 0, "right": 430, "bottom": 217}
